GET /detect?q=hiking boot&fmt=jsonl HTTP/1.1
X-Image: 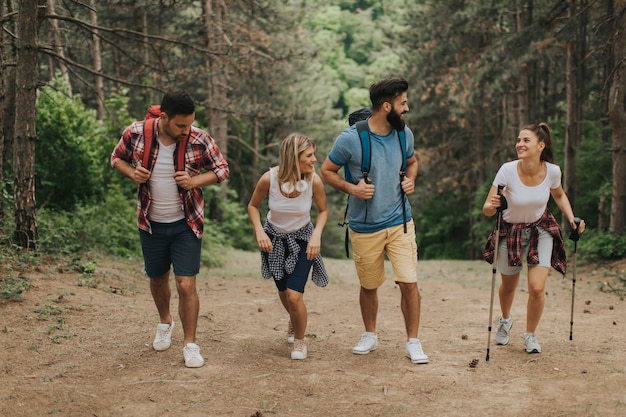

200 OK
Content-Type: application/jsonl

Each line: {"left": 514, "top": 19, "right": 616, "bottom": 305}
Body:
{"left": 183, "top": 343, "right": 205, "bottom": 368}
{"left": 496, "top": 316, "right": 513, "bottom": 345}
{"left": 152, "top": 320, "right": 174, "bottom": 351}
{"left": 291, "top": 338, "right": 307, "bottom": 360}
{"left": 287, "top": 320, "right": 295, "bottom": 344}
{"left": 406, "top": 338, "right": 429, "bottom": 364}
{"left": 352, "top": 332, "right": 378, "bottom": 355}
{"left": 524, "top": 333, "right": 541, "bottom": 354}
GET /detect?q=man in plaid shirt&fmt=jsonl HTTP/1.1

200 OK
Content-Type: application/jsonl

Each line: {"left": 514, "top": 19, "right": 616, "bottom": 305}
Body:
{"left": 111, "top": 91, "right": 229, "bottom": 368}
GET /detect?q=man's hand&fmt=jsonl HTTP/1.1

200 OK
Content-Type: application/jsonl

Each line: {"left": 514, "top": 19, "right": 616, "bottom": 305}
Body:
{"left": 351, "top": 178, "right": 375, "bottom": 200}
{"left": 400, "top": 174, "right": 415, "bottom": 195}
{"left": 133, "top": 165, "right": 151, "bottom": 184}
{"left": 174, "top": 171, "right": 194, "bottom": 190}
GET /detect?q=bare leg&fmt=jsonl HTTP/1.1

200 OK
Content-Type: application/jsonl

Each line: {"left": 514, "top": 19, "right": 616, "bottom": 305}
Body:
{"left": 150, "top": 271, "right": 172, "bottom": 324}
{"left": 278, "top": 290, "right": 290, "bottom": 313}
{"left": 526, "top": 266, "right": 549, "bottom": 333}
{"left": 397, "top": 282, "right": 420, "bottom": 339}
{"left": 499, "top": 273, "right": 520, "bottom": 319}
{"left": 359, "top": 287, "right": 378, "bottom": 333}
{"left": 285, "top": 289, "right": 307, "bottom": 339}
{"left": 175, "top": 275, "right": 199, "bottom": 346}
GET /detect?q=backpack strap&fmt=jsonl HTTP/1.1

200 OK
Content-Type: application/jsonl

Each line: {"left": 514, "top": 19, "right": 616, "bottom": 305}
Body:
{"left": 142, "top": 118, "right": 157, "bottom": 171}
{"left": 142, "top": 115, "right": 189, "bottom": 172}
{"left": 355, "top": 120, "right": 372, "bottom": 183}
{"left": 174, "top": 134, "right": 189, "bottom": 172}
{"left": 397, "top": 128, "right": 408, "bottom": 233}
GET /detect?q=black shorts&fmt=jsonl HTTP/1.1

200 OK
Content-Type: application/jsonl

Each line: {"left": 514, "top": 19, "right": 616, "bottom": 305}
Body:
{"left": 139, "top": 219, "right": 201, "bottom": 278}
{"left": 267, "top": 239, "right": 312, "bottom": 293}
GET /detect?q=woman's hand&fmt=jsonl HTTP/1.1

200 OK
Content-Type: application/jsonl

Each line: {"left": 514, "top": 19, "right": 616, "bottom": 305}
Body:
{"left": 255, "top": 229, "right": 273, "bottom": 252}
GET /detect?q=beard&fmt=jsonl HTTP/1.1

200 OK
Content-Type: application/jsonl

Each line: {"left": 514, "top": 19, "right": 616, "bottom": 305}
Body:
{"left": 163, "top": 121, "right": 186, "bottom": 142}
{"left": 387, "top": 107, "right": 406, "bottom": 131}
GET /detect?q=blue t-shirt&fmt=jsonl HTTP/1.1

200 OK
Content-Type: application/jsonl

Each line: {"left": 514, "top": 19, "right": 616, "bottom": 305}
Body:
{"left": 328, "top": 121, "right": 415, "bottom": 233}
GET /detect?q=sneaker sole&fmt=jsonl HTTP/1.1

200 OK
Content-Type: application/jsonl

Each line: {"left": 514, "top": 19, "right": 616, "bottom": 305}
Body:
{"left": 406, "top": 351, "right": 429, "bottom": 364}
{"left": 525, "top": 348, "right": 541, "bottom": 354}
{"left": 153, "top": 344, "right": 171, "bottom": 351}
{"left": 352, "top": 347, "right": 377, "bottom": 355}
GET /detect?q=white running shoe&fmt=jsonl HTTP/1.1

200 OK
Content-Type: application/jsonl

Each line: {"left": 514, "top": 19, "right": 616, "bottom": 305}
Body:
{"left": 406, "top": 338, "right": 429, "bottom": 364}
{"left": 152, "top": 321, "right": 174, "bottom": 351}
{"left": 352, "top": 332, "right": 378, "bottom": 355}
{"left": 524, "top": 333, "right": 541, "bottom": 354}
{"left": 496, "top": 316, "right": 513, "bottom": 345}
{"left": 183, "top": 343, "right": 205, "bottom": 368}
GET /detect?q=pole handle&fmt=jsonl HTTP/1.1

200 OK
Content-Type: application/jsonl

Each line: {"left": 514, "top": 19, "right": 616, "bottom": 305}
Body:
{"left": 569, "top": 217, "right": 582, "bottom": 242}
{"left": 496, "top": 184, "right": 508, "bottom": 211}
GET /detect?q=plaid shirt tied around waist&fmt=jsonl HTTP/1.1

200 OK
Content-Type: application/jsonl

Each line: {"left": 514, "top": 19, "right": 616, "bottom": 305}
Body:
{"left": 482, "top": 209, "right": 567, "bottom": 275}
{"left": 261, "top": 221, "right": 329, "bottom": 288}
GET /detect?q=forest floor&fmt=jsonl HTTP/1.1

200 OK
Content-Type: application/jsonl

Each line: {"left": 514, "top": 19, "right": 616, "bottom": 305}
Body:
{"left": 1, "top": 249, "right": 625, "bottom": 417}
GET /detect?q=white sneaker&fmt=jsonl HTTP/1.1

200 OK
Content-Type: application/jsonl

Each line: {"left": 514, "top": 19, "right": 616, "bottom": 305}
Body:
{"left": 291, "top": 339, "right": 307, "bottom": 360}
{"left": 152, "top": 321, "right": 174, "bottom": 351}
{"left": 352, "top": 332, "right": 378, "bottom": 355}
{"left": 496, "top": 316, "right": 513, "bottom": 345}
{"left": 406, "top": 338, "right": 429, "bottom": 364}
{"left": 183, "top": 343, "right": 205, "bottom": 368}
{"left": 524, "top": 333, "right": 541, "bottom": 354}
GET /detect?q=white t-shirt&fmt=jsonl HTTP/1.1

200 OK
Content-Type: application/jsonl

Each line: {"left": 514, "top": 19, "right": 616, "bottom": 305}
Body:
{"left": 493, "top": 160, "right": 561, "bottom": 224}
{"left": 148, "top": 140, "right": 185, "bottom": 222}
{"left": 266, "top": 168, "right": 313, "bottom": 233}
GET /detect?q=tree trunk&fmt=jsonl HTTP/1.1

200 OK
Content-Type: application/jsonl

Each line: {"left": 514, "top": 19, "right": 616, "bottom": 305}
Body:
{"left": 608, "top": 0, "right": 626, "bottom": 234}
{"left": 14, "top": 0, "right": 39, "bottom": 250}
{"left": 564, "top": 0, "right": 585, "bottom": 230}
{"left": 46, "top": 0, "right": 71, "bottom": 96}
{"left": 204, "top": 0, "right": 229, "bottom": 159}
{"left": 90, "top": 0, "right": 105, "bottom": 120}
{"left": 0, "top": 0, "right": 7, "bottom": 228}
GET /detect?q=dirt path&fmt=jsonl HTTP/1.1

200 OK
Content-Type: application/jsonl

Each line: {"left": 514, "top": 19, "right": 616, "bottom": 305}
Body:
{"left": 1, "top": 250, "right": 624, "bottom": 416}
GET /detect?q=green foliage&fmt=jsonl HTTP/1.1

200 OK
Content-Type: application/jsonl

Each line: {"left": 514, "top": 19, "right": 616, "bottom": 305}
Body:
{"left": 37, "top": 184, "right": 140, "bottom": 258}
{"left": 578, "top": 231, "right": 626, "bottom": 262}
{"left": 413, "top": 184, "right": 471, "bottom": 259}
{"left": 36, "top": 77, "right": 108, "bottom": 210}
{"left": 550, "top": 118, "right": 612, "bottom": 230}
{"left": 0, "top": 273, "right": 31, "bottom": 301}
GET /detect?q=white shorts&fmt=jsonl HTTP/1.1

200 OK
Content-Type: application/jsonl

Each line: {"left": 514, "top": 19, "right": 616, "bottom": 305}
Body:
{"left": 497, "top": 226, "right": 552, "bottom": 275}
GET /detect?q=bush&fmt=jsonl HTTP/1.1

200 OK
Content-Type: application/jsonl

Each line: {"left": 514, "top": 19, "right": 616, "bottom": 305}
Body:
{"left": 578, "top": 230, "right": 626, "bottom": 262}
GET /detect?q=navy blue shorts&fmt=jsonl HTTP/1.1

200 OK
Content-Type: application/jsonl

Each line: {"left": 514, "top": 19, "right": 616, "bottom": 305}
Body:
{"left": 266, "top": 239, "right": 312, "bottom": 293}
{"left": 139, "top": 219, "right": 201, "bottom": 278}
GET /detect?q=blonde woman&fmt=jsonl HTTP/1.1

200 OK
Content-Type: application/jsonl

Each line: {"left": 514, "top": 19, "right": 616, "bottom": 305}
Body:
{"left": 248, "top": 133, "right": 329, "bottom": 360}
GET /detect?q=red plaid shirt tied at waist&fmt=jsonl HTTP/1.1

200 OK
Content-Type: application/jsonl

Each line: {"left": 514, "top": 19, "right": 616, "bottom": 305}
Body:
{"left": 111, "top": 120, "right": 229, "bottom": 239}
{"left": 482, "top": 209, "right": 567, "bottom": 275}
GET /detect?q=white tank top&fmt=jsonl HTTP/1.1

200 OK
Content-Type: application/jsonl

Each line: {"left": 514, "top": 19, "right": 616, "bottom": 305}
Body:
{"left": 266, "top": 168, "right": 313, "bottom": 233}
{"left": 148, "top": 140, "right": 185, "bottom": 223}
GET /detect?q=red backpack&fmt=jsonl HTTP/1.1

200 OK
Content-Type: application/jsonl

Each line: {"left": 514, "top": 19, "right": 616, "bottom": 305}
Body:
{"left": 142, "top": 105, "right": 189, "bottom": 171}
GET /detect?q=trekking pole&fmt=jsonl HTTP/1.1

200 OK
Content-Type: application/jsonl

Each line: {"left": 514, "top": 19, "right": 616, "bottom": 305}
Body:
{"left": 486, "top": 185, "right": 506, "bottom": 362}
{"left": 568, "top": 217, "right": 582, "bottom": 341}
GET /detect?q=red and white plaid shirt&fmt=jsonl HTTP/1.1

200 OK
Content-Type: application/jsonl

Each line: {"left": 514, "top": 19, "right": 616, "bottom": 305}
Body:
{"left": 483, "top": 208, "right": 567, "bottom": 275}
{"left": 111, "top": 120, "right": 229, "bottom": 239}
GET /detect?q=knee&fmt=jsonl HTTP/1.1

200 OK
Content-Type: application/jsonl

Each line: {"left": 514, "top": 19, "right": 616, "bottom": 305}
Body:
{"left": 527, "top": 285, "right": 545, "bottom": 299}
{"left": 286, "top": 291, "right": 303, "bottom": 308}
{"left": 398, "top": 282, "right": 418, "bottom": 295}
{"left": 175, "top": 277, "right": 197, "bottom": 296}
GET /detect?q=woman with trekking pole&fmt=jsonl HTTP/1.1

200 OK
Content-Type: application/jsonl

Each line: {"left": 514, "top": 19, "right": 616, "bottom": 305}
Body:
{"left": 248, "top": 133, "right": 329, "bottom": 360}
{"left": 482, "top": 122, "right": 585, "bottom": 354}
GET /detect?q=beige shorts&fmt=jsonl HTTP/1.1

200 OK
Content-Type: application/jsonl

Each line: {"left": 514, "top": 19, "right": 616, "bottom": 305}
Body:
{"left": 349, "top": 221, "right": 418, "bottom": 290}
